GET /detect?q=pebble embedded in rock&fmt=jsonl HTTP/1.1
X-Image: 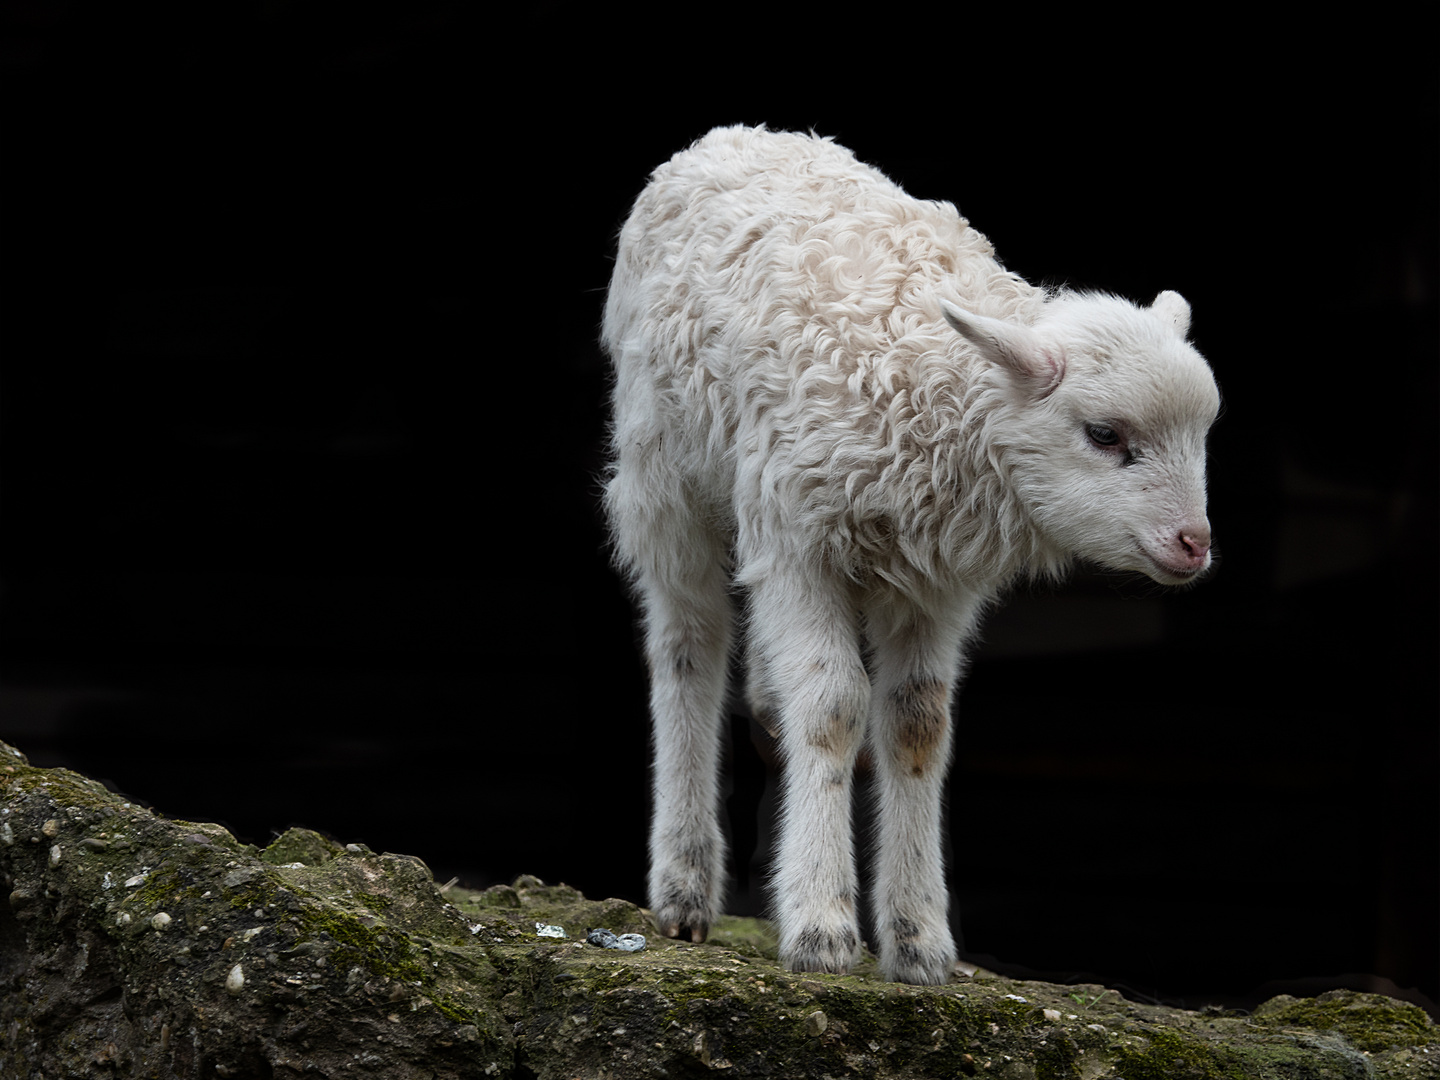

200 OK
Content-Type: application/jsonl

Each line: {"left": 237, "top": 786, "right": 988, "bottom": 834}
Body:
{"left": 226, "top": 964, "right": 245, "bottom": 995}
{"left": 151, "top": 912, "right": 172, "bottom": 931}
{"left": 585, "top": 928, "right": 646, "bottom": 952}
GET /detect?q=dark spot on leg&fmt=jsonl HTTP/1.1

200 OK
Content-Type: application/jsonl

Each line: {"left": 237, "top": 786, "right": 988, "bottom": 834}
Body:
{"left": 796, "top": 925, "right": 859, "bottom": 955}
{"left": 894, "top": 941, "right": 927, "bottom": 970}
{"left": 890, "top": 677, "right": 949, "bottom": 775}
{"left": 807, "top": 704, "right": 864, "bottom": 754}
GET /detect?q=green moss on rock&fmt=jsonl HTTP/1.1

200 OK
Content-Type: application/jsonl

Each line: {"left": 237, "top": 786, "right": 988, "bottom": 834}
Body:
{"left": 260, "top": 825, "right": 345, "bottom": 866}
{"left": 1254, "top": 990, "right": 1436, "bottom": 1052}
{"left": 1111, "top": 1026, "right": 1247, "bottom": 1080}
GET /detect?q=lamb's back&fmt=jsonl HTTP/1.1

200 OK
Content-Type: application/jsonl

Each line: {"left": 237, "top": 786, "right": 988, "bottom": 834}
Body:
{"left": 607, "top": 127, "right": 1036, "bottom": 443}
{"left": 604, "top": 127, "right": 1047, "bottom": 586}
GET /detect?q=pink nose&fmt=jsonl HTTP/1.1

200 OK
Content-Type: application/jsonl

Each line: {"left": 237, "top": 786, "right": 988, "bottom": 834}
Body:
{"left": 1179, "top": 524, "right": 1212, "bottom": 562}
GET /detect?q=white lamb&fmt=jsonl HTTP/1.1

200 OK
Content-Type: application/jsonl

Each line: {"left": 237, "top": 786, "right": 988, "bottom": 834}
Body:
{"left": 602, "top": 125, "right": 1219, "bottom": 985}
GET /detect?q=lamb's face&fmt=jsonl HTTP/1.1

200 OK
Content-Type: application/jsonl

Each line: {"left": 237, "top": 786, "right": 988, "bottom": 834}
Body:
{"left": 1032, "top": 333, "right": 1219, "bottom": 584}
{"left": 942, "top": 292, "right": 1220, "bottom": 585}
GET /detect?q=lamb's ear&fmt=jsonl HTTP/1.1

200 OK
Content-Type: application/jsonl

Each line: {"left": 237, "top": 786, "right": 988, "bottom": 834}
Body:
{"left": 1151, "top": 290, "right": 1191, "bottom": 336}
{"left": 940, "top": 299, "right": 1064, "bottom": 397}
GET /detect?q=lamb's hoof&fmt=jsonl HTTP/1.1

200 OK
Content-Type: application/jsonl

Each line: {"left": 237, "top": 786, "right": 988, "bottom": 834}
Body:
{"left": 657, "top": 916, "right": 709, "bottom": 944}
{"left": 880, "top": 933, "right": 957, "bottom": 985}
{"left": 781, "top": 924, "right": 860, "bottom": 975}
{"left": 650, "top": 850, "right": 721, "bottom": 945}
{"left": 652, "top": 895, "right": 714, "bottom": 944}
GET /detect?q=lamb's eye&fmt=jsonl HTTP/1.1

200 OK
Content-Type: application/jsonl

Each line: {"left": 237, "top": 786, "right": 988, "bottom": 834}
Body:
{"left": 1085, "top": 423, "right": 1120, "bottom": 447}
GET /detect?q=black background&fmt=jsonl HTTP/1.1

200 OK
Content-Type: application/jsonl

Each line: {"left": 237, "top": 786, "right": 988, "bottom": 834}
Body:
{"left": 2, "top": 7, "right": 1436, "bottom": 1015}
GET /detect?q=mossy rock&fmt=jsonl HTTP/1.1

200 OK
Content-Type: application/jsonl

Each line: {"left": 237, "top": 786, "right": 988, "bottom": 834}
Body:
{"left": 1254, "top": 990, "right": 1437, "bottom": 1052}
{"left": 259, "top": 825, "right": 345, "bottom": 867}
{"left": 2, "top": 738, "right": 1435, "bottom": 1079}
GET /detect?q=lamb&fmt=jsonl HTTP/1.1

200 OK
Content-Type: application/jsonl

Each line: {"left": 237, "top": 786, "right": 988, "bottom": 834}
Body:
{"left": 601, "top": 125, "right": 1219, "bottom": 985}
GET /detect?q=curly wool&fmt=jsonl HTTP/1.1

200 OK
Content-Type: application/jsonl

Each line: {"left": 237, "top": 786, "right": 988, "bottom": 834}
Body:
{"left": 604, "top": 125, "right": 1064, "bottom": 600}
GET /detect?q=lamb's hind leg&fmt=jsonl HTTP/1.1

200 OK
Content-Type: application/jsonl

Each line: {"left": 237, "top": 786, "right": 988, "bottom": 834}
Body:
{"left": 635, "top": 532, "right": 733, "bottom": 943}
{"left": 866, "top": 597, "right": 981, "bottom": 984}
{"left": 750, "top": 565, "right": 869, "bottom": 975}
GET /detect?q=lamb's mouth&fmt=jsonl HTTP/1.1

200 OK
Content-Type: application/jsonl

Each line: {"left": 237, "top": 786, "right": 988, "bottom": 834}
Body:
{"left": 1139, "top": 547, "right": 1206, "bottom": 583}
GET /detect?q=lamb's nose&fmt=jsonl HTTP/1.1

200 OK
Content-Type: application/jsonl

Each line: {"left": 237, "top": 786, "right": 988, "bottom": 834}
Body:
{"left": 1179, "top": 524, "right": 1212, "bottom": 560}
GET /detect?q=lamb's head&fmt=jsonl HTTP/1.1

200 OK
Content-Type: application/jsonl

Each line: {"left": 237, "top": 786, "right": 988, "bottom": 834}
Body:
{"left": 942, "top": 290, "right": 1220, "bottom": 585}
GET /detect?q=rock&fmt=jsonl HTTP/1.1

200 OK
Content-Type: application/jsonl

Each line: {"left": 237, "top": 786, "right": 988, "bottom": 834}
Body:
{"left": 586, "top": 927, "right": 647, "bottom": 952}
{"left": 1, "top": 737, "right": 1436, "bottom": 1078}
{"left": 0, "top": 740, "right": 508, "bottom": 1079}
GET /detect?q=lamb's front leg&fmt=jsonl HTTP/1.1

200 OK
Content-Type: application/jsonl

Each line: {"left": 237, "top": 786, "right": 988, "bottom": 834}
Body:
{"left": 867, "top": 600, "right": 979, "bottom": 984}
{"left": 751, "top": 569, "right": 869, "bottom": 975}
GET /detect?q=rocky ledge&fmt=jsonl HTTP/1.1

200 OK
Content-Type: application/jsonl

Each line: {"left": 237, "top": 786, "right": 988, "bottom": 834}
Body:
{"left": 1, "top": 738, "right": 1435, "bottom": 1079}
